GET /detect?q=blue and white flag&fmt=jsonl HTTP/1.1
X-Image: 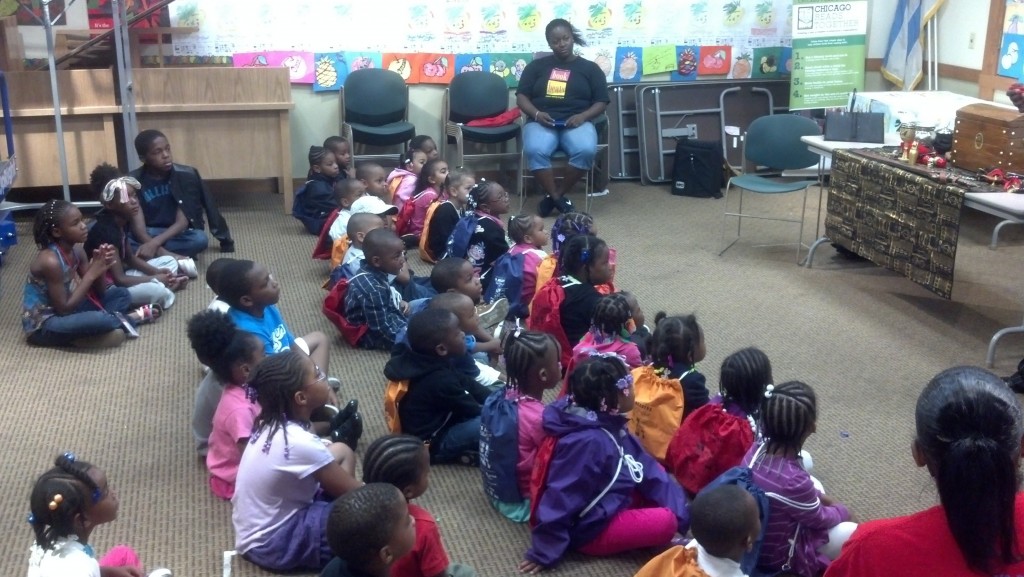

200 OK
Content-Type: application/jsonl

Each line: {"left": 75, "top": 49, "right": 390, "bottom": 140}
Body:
{"left": 881, "top": 0, "right": 945, "bottom": 90}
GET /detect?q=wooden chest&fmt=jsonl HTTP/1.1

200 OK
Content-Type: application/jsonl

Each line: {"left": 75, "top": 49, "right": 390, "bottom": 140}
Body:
{"left": 952, "top": 103, "right": 1024, "bottom": 174}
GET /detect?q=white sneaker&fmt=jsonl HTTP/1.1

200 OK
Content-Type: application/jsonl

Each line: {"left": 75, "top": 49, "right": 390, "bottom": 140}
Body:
{"left": 587, "top": 188, "right": 610, "bottom": 197}
{"left": 177, "top": 257, "right": 198, "bottom": 279}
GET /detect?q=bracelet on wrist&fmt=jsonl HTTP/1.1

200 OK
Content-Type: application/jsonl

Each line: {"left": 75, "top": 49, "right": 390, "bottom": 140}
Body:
{"left": 534, "top": 111, "right": 540, "bottom": 121}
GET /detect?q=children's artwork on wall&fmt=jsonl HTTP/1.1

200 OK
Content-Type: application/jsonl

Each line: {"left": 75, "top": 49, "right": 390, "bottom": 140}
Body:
{"left": 514, "top": 3, "right": 543, "bottom": 35}
{"left": 670, "top": 46, "right": 699, "bottom": 82}
{"left": 407, "top": 3, "right": 437, "bottom": 47}
{"left": 478, "top": 4, "right": 509, "bottom": 43}
{"left": 420, "top": 54, "right": 456, "bottom": 85}
{"left": 343, "top": 51, "right": 382, "bottom": 73}
{"left": 232, "top": 51, "right": 315, "bottom": 84}
{"left": 1000, "top": 34, "right": 1024, "bottom": 79}
{"left": 728, "top": 51, "right": 753, "bottom": 79}
{"left": 751, "top": 0, "right": 778, "bottom": 33}
{"left": 613, "top": 47, "right": 642, "bottom": 83}
{"left": 642, "top": 44, "right": 675, "bottom": 76}
{"left": 580, "top": 46, "right": 614, "bottom": 83}
{"left": 583, "top": 0, "right": 614, "bottom": 42}
{"left": 779, "top": 47, "right": 792, "bottom": 76}
{"left": 312, "top": 53, "right": 349, "bottom": 92}
{"left": 444, "top": 2, "right": 475, "bottom": 45}
{"left": 10, "top": 0, "right": 67, "bottom": 25}
{"left": 383, "top": 53, "right": 423, "bottom": 84}
{"left": 698, "top": 46, "right": 731, "bottom": 76}
{"left": 489, "top": 53, "right": 531, "bottom": 88}
{"left": 455, "top": 54, "right": 491, "bottom": 74}
{"left": 752, "top": 47, "right": 780, "bottom": 79}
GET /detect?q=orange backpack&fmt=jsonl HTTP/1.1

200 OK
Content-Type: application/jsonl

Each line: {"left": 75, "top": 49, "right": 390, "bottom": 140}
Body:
{"left": 626, "top": 365, "right": 685, "bottom": 462}
{"left": 383, "top": 378, "right": 410, "bottom": 433}
{"left": 329, "top": 234, "right": 352, "bottom": 269}
{"left": 418, "top": 200, "right": 443, "bottom": 263}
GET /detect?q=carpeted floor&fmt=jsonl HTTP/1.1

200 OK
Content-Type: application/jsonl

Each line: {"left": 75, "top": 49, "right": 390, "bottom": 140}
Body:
{"left": 2, "top": 178, "right": 1024, "bottom": 577}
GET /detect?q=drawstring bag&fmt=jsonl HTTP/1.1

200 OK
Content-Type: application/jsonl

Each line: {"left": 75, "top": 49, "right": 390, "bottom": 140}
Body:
{"left": 626, "top": 365, "right": 684, "bottom": 461}
{"left": 665, "top": 403, "right": 754, "bottom": 495}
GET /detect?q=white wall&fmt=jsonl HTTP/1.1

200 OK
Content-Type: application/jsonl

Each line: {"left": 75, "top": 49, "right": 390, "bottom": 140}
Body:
{"left": 866, "top": 0, "right": 990, "bottom": 71}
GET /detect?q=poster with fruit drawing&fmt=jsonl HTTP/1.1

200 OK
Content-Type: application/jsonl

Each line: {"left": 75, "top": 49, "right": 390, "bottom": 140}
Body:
{"left": 420, "top": 54, "right": 456, "bottom": 84}
{"left": 443, "top": 2, "right": 475, "bottom": 49}
{"left": 489, "top": 53, "right": 532, "bottom": 88}
{"left": 583, "top": 0, "right": 615, "bottom": 42}
{"left": 478, "top": 4, "right": 509, "bottom": 51}
{"left": 613, "top": 47, "right": 642, "bottom": 83}
{"left": 312, "top": 53, "right": 349, "bottom": 92}
{"left": 580, "top": 46, "right": 615, "bottom": 82}
{"left": 671, "top": 46, "right": 699, "bottom": 81}
{"left": 406, "top": 3, "right": 437, "bottom": 48}
{"left": 383, "top": 53, "right": 423, "bottom": 84}
{"left": 343, "top": 52, "right": 382, "bottom": 73}
{"left": 751, "top": 47, "right": 781, "bottom": 79}
{"left": 455, "top": 54, "right": 491, "bottom": 75}
{"left": 698, "top": 46, "right": 731, "bottom": 76}
{"left": 1001, "top": 1, "right": 1024, "bottom": 78}
{"left": 232, "top": 51, "right": 315, "bottom": 84}
{"left": 728, "top": 51, "right": 753, "bottom": 79}
{"left": 779, "top": 47, "right": 792, "bottom": 76}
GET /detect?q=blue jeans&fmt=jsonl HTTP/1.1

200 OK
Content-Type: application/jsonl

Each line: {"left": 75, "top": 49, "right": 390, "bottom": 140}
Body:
{"left": 523, "top": 120, "right": 598, "bottom": 171}
{"left": 396, "top": 274, "right": 436, "bottom": 302}
{"left": 129, "top": 227, "right": 209, "bottom": 257}
{"left": 433, "top": 416, "right": 481, "bottom": 463}
{"left": 28, "top": 286, "right": 131, "bottom": 347}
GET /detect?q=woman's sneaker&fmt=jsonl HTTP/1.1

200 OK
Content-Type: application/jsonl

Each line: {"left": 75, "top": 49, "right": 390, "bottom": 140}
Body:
{"left": 555, "top": 196, "right": 575, "bottom": 214}
{"left": 538, "top": 195, "right": 556, "bottom": 217}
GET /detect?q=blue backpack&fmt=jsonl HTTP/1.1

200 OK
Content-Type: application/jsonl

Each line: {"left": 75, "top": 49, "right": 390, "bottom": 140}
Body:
{"left": 482, "top": 251, "right": 526, "bottom": 319}
{"left": 480, "top": 388, "right": 523, "bottom": 504}
{"left": 443, "top": 213, "right": 479, "bottom": 260}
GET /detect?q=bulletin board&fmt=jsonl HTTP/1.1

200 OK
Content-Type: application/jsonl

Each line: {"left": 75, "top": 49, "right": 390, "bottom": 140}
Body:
{"left": 167, "top": 0, "right": 795, "bottom": 91}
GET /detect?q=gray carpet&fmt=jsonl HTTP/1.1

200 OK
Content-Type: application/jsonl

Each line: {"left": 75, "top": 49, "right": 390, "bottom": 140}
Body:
{"left": 2, "top": 178, "right": 1023, "bottom": 577}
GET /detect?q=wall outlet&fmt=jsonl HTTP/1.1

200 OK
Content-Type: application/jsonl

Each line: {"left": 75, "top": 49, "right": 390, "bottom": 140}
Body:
{"left": 969, "top": 32, "right": 976, "bottom": 50}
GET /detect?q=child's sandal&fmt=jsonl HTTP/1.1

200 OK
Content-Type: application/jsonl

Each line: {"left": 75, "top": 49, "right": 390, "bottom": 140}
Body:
{"left": 128, "top": 304, "right": 162, "bottom": 325}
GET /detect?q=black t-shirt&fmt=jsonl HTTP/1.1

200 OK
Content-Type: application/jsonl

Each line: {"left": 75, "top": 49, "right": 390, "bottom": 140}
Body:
{"left": 138, "top": 170, "right": 178, "bottom": 228}
{"left": 426, "top": 201, "right": 460, "bottom": 261}
{"left": 468, "top": 215, "right": 510, "bottom": 288}
{"left": 559, "top": 277, "right": 602, "bottom": 347}
{"left": 516, "top": 55, "right": 609, "bottom": 120}
{"left": 85, "top": 210, "right": 129, "bottom": 263}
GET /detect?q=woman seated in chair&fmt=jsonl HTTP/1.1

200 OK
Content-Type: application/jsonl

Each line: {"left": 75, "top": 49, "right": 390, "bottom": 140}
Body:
{"left": 516, "top": 18, "right": 609, "bottom": 217}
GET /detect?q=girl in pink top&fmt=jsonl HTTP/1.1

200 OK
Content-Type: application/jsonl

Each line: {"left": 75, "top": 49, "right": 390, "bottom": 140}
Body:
{"left": 506, "top": 214, "right": 550, "bottom": 313}
{"left": 564, "top": 293, "right": 644, "bottom": 390}
{"left": 190, "top": 310, "right": 267, "bottom": 500}
{"left": 387, "top": 148, "right": 427, "bottom": 210}
{"left": 398, "top": 158, "right": 448, "bottom": 242}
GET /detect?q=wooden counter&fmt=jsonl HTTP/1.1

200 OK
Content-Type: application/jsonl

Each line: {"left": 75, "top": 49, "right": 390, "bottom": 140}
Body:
{"left": 2, "top": 67, "right": 294, "bottom": 213}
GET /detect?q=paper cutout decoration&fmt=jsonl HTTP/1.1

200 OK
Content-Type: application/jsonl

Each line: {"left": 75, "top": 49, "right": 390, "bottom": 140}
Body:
{"left": 780, "top": 47, "right": 793, "bottom": 76}
{"left": 1000, "top": 34, "right": 1024, "bottom": 79}
{"left": 671, "top": 46, "right": 699, "bottom": 82}
{"left": 455, "top": 54, "right": 491, "bottom": 74}
{"left": 233, "top": 52, "right": 315, "bottom": 84}
{"left": 420, "top": 54, "right": 456, "bottom": 85}
{"left": 580, "top": 46, "right": 615, "bottom": 83}
{"left": 313, "top": 53, "right": 350, "bottom": 92}
{"left": 642, "top": 44, "right": 676, "bottom": 75}
{"left": 751, "top": 47, "right": 781, "bottom": 79}
{"left": 489, "top": 53, "right": 531, "bottom": 88}
{"left": 343, "top": 52, "right": 382, "bottom": 73}
{"left": 383, "top": 53, "right": 423, "bottom": 84}
{"left": 728, "top": 51, "right": 753, "bottom": 79}
{"left": 698, "top": 46, "right": 731, "bottom": 76}
{"left": 515, "top": 3, "right": 544, "bottom": 33}
{"left": 614, "top": 47, "right": 642, "bottom": 83}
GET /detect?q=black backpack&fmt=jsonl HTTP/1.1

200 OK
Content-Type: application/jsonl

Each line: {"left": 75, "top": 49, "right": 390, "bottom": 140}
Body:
{"left": 670, "top": 138, "right": 724, "bottom": 198}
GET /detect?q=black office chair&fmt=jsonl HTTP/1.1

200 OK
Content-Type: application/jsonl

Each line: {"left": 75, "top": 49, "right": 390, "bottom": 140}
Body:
{"left": 340, "top": 69, "right": 416, "bottom": 162}
{"left": 442, "top": 71, "right": 522, "bottom": 189}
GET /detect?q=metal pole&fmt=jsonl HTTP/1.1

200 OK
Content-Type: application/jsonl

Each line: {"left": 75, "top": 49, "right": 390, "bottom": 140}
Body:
{"left": 111, "top": 0, "right": 140, "bottom": 170}
{"left": 41, "top": 0, "right": 71, "bottom": 201}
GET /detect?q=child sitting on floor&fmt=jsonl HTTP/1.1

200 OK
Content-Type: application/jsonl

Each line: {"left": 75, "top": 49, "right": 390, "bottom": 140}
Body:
{"left": 86, "top": 165, "right": 188, "bottom": 312}
{"left": 428, "top": 257, "right": 504, "bottom": 352}
{"left": 521, "top": 355, "right": 690, "bottom": 573}
{"left": 129, "top": 129, "right": 233, "bottom": 256}
{"left": 570, "top": 292, "right": 644, "bottom": 371}
{"left": 332, "top": 212, "right": 385, "bottom": 283}
{"left": 28, "top": 452, "right": 165, "bottom": 577}
{"left": 462, "top": 181, "right": 511, "bottom": 287}
{"left": 233, "top": 351, "right": 362, "bottom": 573}
{"left": 384, "top": 308, "right": 492, "bottom": 465}
{"left": 324, "top": 135, "right": 354, "bottom": 180}
{"left": 327, "top": 179, "right": 367, "bottom": 242}
{"left": 294, "top": 145, "right": 342, "bottom": 235}
{"left": 410, "top": 134, "right": 440, "bottom": 161}
{"left": 361, "top": 434, "right": 478, "bottom": 577}
{"left": 23, "top": 200, "right": 136, "bottom": 349}
{"left": 320, "top": 484, "right": 416, "bottom": 577}
{"left": 345, "top": 228, "right": 409, "bottom": 350}
{"left": 396, "top": 158, "right": 448, "bottom": 247}
{"left": 388, "top": 148, "right": 427, "bottom": 210}
{"left": 422, "top": 167, "right": 474, "bottom": 264}
{"left": 501, "top": 213, "right": 549, "bottom": 316}
{"left": 742, "top": 381, "right": 856, "bottom": 577}
{"left": 356, "top": 162, "right": 389, "bottom": 202}
{"left": 480, "top": 329, "right": 561, "bottom": 522}
{"left": 635, "top": 484, "right": 761, "bottom": 577}
{"left": 648, "top": 312, "right": 708, "bottom": 420}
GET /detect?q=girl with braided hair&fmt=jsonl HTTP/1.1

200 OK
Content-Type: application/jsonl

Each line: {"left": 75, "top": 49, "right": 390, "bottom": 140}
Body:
{"left": 22, "top": 199, "right": 135, "bottom": 348}
{"left": 741, "top": 381, "right": 856, "bottom": 577}
{"left": 293, "top": 145, "right": 342, "bottom": 235}
{"left": 232, "top": 350, "right": 361, "bottom": 572}
{"left": 28, "top": 452, "right": 164, "bottom": 577}
{"left": 521, "top": 355, "right": 689, "bottom": 573}
{"left": 464, "top": 180, "right": 511, "bottom": 288}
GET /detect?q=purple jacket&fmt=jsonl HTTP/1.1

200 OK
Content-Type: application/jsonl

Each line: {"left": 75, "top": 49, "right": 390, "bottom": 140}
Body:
{"left": 526, "top": 397, "right": 690, "bottom": 567}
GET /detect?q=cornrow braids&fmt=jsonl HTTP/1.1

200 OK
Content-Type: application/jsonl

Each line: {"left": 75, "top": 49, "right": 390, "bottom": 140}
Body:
{"left": 308, "top": 145, "right": 329, "bottom": 168}
{"left": 467, "top": 180, "right": 495, "bottom": 211}
{"left": 760, "top": 380, "right": 817, "bottom": 455}
{"left": 32, "top": 200, "right": 73, "bottom": 248}
{"left": 503, "top": 329, "right": 559, "bottom": 392}
{"left": 551, "top": 212, "right": 594, "bottom": 254}
{"left": 507, "top": 213, "right": 535, "bottom": 245}
{"left": 649, "top": 313, "right": 702, "bottom": 369}
{"left": 29, "top": 453, "right": 100, "bottom": 551}
{"left": 248, "top": 350, "right": 308, "bottom": 457}
{"left": 719, "top": 347, "right": 773, "bottom": 418}
{"left": 592, "top": 293, "right": 632, "bottom": 335}
{"left": 569, "top": 356, "right": 629, "bottom": 414}
{"left": 559, "top": 234, "right": 605, "bottom": 281}
{"left": 362, "top": 434, "right": 427, "bottom": 489}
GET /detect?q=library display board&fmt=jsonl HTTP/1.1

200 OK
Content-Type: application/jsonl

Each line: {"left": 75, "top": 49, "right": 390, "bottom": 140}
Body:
{"left": 168, "top": 0, "right": 796, "bottom": 91}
